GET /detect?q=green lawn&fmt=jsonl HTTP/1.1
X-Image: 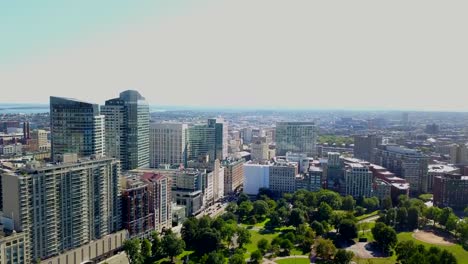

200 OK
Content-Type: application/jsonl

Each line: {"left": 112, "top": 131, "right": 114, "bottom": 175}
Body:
{"left": 275, "top": 258, "right": 310, "bottom": 264}
{"left": 397, "top": 232, "right": 468, "bottom": 264}
{"left": 245, "top": 229, "right": 277, "bottom": 255}
{"left": 356, "top": 210, "right": 379, "bottom": 221}
{"left": 240, "top": 217, "right": 270, "bottom": 229}
{"left": 357, "top": 221, "right": 376, "bottom": 242}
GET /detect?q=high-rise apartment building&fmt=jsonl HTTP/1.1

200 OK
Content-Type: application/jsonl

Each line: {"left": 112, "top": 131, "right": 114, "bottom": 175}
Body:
{"left": 141, "top": 173, "right": 172, "bottom": 232}
{"left": 344, "top": 163, "right": 373, "bottom": 198}
{"left": 149, "top": 123, "right": 188, "bottom": 168}
{"left": 121, "top": 176, "right": 153, "bottom": 238}
{"left": 433, "top": 174, "right": 468, "bottom": 209}
{"left": 427, "top": 164, "right": 459, "bottom": 193}
{"left": 353, "top": 134, "right": 382, "bottom": 162}
{"left": 275, "top": 122, "right": 318, "bottom": 157}
{"left": 0, "top": 230, "right": 29, "bottom": 264}
{"left": 450, "top": 143, "right": 468, "bottom": 165}
{"left": 50, "top": 97, "right": 105, "bottom": 161}
{"left": 101, "top": 90, "right": 150, "bottom": 170}
{"left": 1, "top": 155, "right": 121, "bottom": 260}
{"left": 374, "top": 145, "right": 429, "bottom": 193}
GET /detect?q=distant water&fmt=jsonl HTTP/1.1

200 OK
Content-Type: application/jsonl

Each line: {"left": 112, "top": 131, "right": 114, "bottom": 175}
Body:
{"left": 0, "top": 104, "right": 49, "bottom": 114}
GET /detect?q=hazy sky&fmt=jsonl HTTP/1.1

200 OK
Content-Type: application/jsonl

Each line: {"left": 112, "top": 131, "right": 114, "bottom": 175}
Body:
{"left": 1, "top": 0, "right": 467, "bottom": 111}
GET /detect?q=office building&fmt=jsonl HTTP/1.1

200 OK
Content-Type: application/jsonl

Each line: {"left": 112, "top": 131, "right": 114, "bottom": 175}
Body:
{"left": 251, "top": 138, "right": 269, "bottom": 161}
{"left": 243, "top": 162, "right": 271, "bottom": 195}
{"left": 269, "top": 160, "right": 298, "bottom": 194}
{"left": 374, "top": 145, "right": 429, "bottom": 193}
{"left": 353, "top": 134, "right": 382, "bottom": 162}
{"left": 188, "top": 125, "right": 216, "bottom": 162}
{"left": 373, "top": 178, "right": 392, "bottom": 200}
{"left": 50, "top": 97, "right": 105, "bottom": 161}
{"left": 344, "top": 163, "right": 373, "bottom": 198}
{"left": 149, "top": 123, "right": 188, "bottom": 168}
{"left": 101, "top": 90, "right": 150, "bottom": 170}
{"left": 1, "top": 155, "right": 121, "bottom": 261}
{"left": 222, "top": 159, "right": 245, "bottom": 194}
{"left": 30, "top": 130, "right": 49, "bottom": 152}
{"left": 208, "top": 118, "right": 228, "bottom": 160}
{"left": 275, "top": 122, "right": 318, "bottom": 157}
{"left": 433, "top": 174, "right": 468, "bottom": 209}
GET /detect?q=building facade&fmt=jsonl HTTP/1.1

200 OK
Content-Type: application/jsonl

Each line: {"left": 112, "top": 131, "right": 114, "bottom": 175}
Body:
{"left": 222, "top": 159, "right": 245, "bottom": 195}
{"left": 208, "top": 118, "right": 228, "bottom": 160}
{"left": 353, "top": 134, "right": 382, "bottom": 162}
{"left": 121, "top": 176, "right": 153, "bottom": 238}
{"left": 50, "top": 97, "right": 105, "bottom": 161}
{"left": 269, "top": 161, "right": 298, "bottom": 194}
{"left": 141, "top": 173, "right": 172, "bottom": 232}
{"left": 275, "top": 122, "right": 318, "bottom": 157}
{"left": 1, "top": 156, "right": 121, "bottom": 261}
{"left": 344, "top": 163, "right": 373, "bottom": 198}
{"left": 433, "top": 174, "right": 468, "bottom": 209}
{"left": 374, "top": 145, "right": 429, "bottom": 193}
{"left": 149, "top": 123, "right": 188, "bottom": 168}
{"left": 101, "top": 90, "right": 150, "bottom": 170}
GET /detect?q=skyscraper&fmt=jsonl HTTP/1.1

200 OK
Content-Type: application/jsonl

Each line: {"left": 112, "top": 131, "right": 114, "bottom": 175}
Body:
{"left": 101, "top": 90, "right": 150, "bottom": 170}
{"left": 275, "top": 122, "right": 318, "bottom": 157}
{"left": 50, "top": 97, "right": 105, "bottom": 161}
{"left": 208, "top": 118, "right": 228, "bottom": 160}
{"left": 149, "top": 123, "right": 188, "bottom": 168}
{"left": 188, "top": 125, "right": 216, "bottom": 162}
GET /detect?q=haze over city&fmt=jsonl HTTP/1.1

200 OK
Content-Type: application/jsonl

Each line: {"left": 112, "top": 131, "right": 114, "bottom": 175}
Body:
{"left": 1, "top": 0, "right": 468, "bottom": 111}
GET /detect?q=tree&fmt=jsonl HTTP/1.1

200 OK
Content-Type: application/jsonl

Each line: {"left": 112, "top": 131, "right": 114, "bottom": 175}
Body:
{"left": 317, "top": 202, "right": 333, "bottom": 222}
{"left": 397, "top": 207, "right": 408, "bottom": 227}
{"left": 395, "top": 240, "right": 417, "bottom": 263}
{"left": 123, "top": 239, "right": 143, "bottom": 264}
{"left": 315, "top": 238, "right": 336, "bottom": 261}
{"left": 372, "top": 222, "right": 397, "bottom": 254}
{"left": 196, "top": 229, "right": 222, "bottom": 254}
{"left": 384, "top": 208, "right": 397, "bottom": 227}
{"left": 162, "top": 232, "right": 185, "bottom": 263}
{"left": 407, "top": 206, "right": 420, "bottom": 230}
{"left": 252, "top": 200, "right": 269, "bottom": 217}
{"left": 226, "top": 202, "right": 238, "bottom": 214}
{"left": 151, "top": 231, "right": 163, "bottom": 258}
{"left": 362, "top": 197, "right": 380, "bottom": 211}
{"left": 342, "top": 195, "right": 356, "bottom": 211}
{"left": 238, "top": 201, "right": 253, "bottom": 221}
{"left": 445, "top": 214, "right": 458, "bottom": 232}
{"left": 280, "top": 239, "right": 294, "bottom": 256}
{"left": 229, "top": 253, "right": 246, "bottom": 264}
{"left": 382, "top": 196, "right": 393, "bottom": 210}
{"left": 334, "top": 249, "right": 354, "bottom": 264}
{"left": 203, "top": 251, "right": 225, "bottom": 264}
{"left": 456, "top": 218, "right": 468, "bottom": 249}
{"left": 258, "top": 187, "right": 275, "bottom": 199}
{"left": 257, "top": 238, "right": 270, "bottom": 254}
{"left": 266, "top": 212, "right": 282, "bottom": 229}
{"left": 250, "top": 250, "right": 263, "bottom": 264}
{"left": 311, "top": 220, "right": 325, "bottom": 236}
{"left": 425, "top": 206, "right": 441, "bottom": 226}
{"left": 237, "top": 193, "right": 249, "bottom": 205}
{"left": 317, "top": 190, "right": 342, "bottom": 209}
{"left": 289, "top": 208, "right": 306, "bottom": 227}
{"left": 141, "top": 238, "right": 152, "bottom": 261}
{"left": 438, "top": 207, "right": 453, "bottom": 226}
{"left": 236, "top": 227, "right": 251, "bottom": 248}
{"left": 181, "top": 218, "right": 198, "bottom": 249}
{"left": 338, "top": 219, "right": 358, "bottom": 241}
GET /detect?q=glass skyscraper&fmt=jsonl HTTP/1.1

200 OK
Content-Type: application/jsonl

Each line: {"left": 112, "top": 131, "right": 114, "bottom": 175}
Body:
{"left": 101, "top": 90, "right": 150, "bottom": 170}
{"left": 50, "top": 96, "right": 105, "bottom": 161}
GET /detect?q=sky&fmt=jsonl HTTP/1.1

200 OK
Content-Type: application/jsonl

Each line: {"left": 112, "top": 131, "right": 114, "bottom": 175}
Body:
{"left": 1, "top": 0, "right": 468, "bottom": 111}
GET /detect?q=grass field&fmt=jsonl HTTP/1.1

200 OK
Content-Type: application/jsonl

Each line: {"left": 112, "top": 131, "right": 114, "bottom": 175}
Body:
{"left": 397, "top": 232, "right": 468, "bottom": 264}
{"left": 356, "top": 210, "right": 379, "bottom": 221}
{"left": 357, "top": 221, "right": 376, "bottom": 242}
{"left": 275, "top": 258, "right": 310, "bottom": 264}
{"left": 245, "top": 229, "right": 277, "bottom": 255}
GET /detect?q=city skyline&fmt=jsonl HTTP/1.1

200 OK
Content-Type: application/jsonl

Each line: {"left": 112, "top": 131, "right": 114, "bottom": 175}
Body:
{"left": 1, "top": 1, "right": 468, "bottom": 111}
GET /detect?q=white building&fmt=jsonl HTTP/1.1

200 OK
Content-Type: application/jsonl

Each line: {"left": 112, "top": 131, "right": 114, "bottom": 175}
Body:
{"left": 344, "top": 163, "right": 373, "bottom": 198}
{"left": 243, "top": 162, "right": 271, "bottom": 195}
{"left": 149, "top": 123, "right": 188, "bottom": 168}
{"left": 0, "top": 143, "right": 23, "bottom": 156}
